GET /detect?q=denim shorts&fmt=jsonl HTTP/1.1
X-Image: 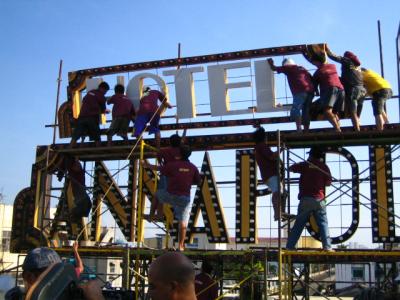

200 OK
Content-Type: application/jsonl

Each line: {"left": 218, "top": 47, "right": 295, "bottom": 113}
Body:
{"left": 346, "top": 86, "right": 366, "bottom": 114}
{"left": 156, "top": 190, "right": 191, "bottom": 221}
{"left": 291, "top": 92, "right": 314, "bottom": 119}
{"left": 320, "top": 87, "right": 343, "bottom": 109}
{"left": 372, "top": 88, "right": 392, "bottom": 116}
{"left": 157, "top": 175, "right": 168, "bottom": 191}
{"left": 266, "top": 175, "right": 283, "bottom": 193}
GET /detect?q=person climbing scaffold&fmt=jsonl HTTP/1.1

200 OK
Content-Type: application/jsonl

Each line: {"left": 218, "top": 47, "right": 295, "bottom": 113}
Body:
{"left": 133, "top": 86, "right": 172, "bottom": 147}
{"left": 141, "top": 145, "right": 201, "bottom": 251}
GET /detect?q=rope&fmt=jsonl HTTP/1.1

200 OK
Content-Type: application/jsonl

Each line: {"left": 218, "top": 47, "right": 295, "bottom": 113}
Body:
{"left": 74, "top": 94, "right": 170, "bottom": 242}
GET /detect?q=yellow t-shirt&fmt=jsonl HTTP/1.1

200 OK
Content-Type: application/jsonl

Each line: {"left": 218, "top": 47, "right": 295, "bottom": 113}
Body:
{"left": 362, "top": 69, "right": 391, "bottom": 95}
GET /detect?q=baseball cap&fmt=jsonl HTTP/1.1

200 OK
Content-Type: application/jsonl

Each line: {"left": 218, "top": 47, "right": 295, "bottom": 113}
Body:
{"left": 344, "top": 51, "right": 361, "bottom": 66}
{"left": 22, "top": 247, "right": 61, "bottom": 272}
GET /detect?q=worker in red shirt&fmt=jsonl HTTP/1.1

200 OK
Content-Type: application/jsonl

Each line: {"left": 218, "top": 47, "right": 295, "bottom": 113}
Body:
{"left": 142, "top": 145, "right": 201, "bottom": 251}
{"left": 253, "top": 127, "right": 294, "bottom": 222}
{"left": 286, "top": 146, "right": 333, "bottom": 251}
{"left": 312, "top": 56, "right": 344, "bottom": 132}
{"left": 146, "top": 134, "right": 183, "bottom": 222}
{"left": 268, "top": 58, "right": 314, "bottom": 132}
{"left": 195, "top": 261, "right": 218, "bottom": 300}
{"left": 133, "top": 86, "right": 172, "bottom": 147}
{"left": 106, "top": 84, "right": 135, "bottom": 146}
{"left": 70, "top": 81, "right": 110, "bottom": 147}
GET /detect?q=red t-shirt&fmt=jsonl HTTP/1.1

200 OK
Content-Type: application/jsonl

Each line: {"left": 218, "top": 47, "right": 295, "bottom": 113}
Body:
{"left": 313, "top": 63, "right": 344, "bottom": 92}
{"left": 137, "top": 90, "right": 165, "bottom": 115}
{"left": 157, "top": 147, "right": 181, "bottom": 165}
{"left": 79, "top": 89, "right": 107, "bottom": 117}
{"left": 255, "top": 142, "right": 278, "bottom": 181}
{"left": 275, "top": 65, "right": 314, "bottom": 95}
{"left": 160, "top": 160, "right": 201, "bottom": 196}
{"left": 107, "top": 94, "right": 135, "bottom": 118}
{"left": 289, "top": 157, "right": 332, "bottom": 200}
{"left": 195, "top": 273, "right": 218, "bottom": 300}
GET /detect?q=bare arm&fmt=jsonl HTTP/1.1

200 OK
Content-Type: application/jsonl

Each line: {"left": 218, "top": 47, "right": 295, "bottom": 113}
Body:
{"left": 73, "top": 242, "right": 84, "bottom": 275}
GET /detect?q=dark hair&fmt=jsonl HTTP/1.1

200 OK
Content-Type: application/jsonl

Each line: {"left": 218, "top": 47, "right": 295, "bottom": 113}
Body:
{"left": 253, "top": 127, "right": 266, "bottom": 143}
{"left": 201, "top": 261, "right": 213, "bottom": 274}
{"left": 98, "top": 81, "right": 110, "bottom": 91}
{"left": 169, "top": 134, "right": 182, "bottom": 147}
{"left": 309, "top": 146, "right": 325, "bottom": 159}
{"left": 180, "top": 145, "right": 192, "bottom": 160}
{"left": 114, "top": 84, "right": 125, "bottom": 94}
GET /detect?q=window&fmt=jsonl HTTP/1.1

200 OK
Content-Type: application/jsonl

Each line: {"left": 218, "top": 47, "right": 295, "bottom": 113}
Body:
{"left": 2, "top": 231, "right": 11, "bottom": 251}
{"left": 109, "top": 262, "right": 115, "bottom": 273}
{"left": 352, "top": 266, "right": 365, "bottom": 280}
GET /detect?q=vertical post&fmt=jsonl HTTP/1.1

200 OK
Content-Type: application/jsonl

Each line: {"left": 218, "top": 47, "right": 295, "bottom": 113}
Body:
{"left": 122, "top": 246, "right": 130, "bottom": 290}
{"left": 53, "top": 60, "right": 63, "bottom": 145}
{"left": 396, "top": 21, "right": 400, "bottom": 124}
{"left": 134, "top": 140, "right": 146, "bottom": 300}
{"left": 305, "top": 263, "right": 310, "bottom": 300}
{"left": 277, "top": 130, "right": 282, "bottom": 300}
{"left": 263, "top": 249, "right": 267, "bottom": 300}
{"left": 377, "top": 20, "right": 385, "bottom": 78}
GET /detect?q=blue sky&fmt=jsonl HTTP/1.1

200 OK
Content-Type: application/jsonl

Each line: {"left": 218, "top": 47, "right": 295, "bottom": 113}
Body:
{"left": 0, "top": 1, "right": 399, "bottom": 245}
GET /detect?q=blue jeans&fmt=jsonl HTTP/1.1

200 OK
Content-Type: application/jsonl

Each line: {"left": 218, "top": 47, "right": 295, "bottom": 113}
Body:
{"left": 291, "top": 92, "right": 314, "bottom": 125}
{"left": 286, "top": 196, "right": 331, "bottom": 249}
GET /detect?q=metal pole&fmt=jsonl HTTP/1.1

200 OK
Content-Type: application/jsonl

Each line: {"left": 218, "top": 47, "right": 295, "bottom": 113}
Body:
{"left": 396, "top": 21, "right": 400, "bottom": 124}
{"left": 277, "top": 130, "right": 283, "bottom": 300}
{"left": 53, "top": 60, "right": 63, "bottom": 145}
{"left": 377, "top": 20, "right": 385, "bottom": 78}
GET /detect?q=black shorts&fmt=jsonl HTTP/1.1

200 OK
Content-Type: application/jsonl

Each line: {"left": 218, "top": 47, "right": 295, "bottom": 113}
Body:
{"left": 108, "top": 117, "right": 130, "bottom": 136}
{"left": 72, "top": 116, "right": 101, "bottom": 141}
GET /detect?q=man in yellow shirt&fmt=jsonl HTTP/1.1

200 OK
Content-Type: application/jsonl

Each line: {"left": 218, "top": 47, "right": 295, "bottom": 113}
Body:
{"left": 362, "top": 68, "right": 392, "bottom": 130}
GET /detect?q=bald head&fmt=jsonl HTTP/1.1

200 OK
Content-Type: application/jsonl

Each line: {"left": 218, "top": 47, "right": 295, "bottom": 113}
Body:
{"left": 148, "top": 252, "right": 196, "bottom": 300}
{"left": 149, "top": 252, "right": 195, "bottom": 285}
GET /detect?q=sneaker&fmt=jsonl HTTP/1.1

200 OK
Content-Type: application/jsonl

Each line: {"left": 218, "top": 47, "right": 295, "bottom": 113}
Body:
{"left": 281, "top": 213, "right": 296, "bottom": 221}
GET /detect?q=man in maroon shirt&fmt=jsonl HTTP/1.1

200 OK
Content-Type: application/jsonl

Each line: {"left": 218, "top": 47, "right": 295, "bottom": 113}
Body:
{"left": 268, "top": 58, "right": 314, "bottom": 132}
{"left": 286, "top": 146, "right": 333, "bottom": 251}
{"left": 56, "top": 155, "right": 92, "bottom": 221}
{"left": 142, "top": 145, "right": 201, "bottom": 251}
{"left": 106, "top": 84, "right": 135, "bottom": 146}
{"left": 134, "top": 86, "right": 172, "bottom": 147}
{"left": 146, "top": 134, "right": 183, "bottom": 222}
{"left": 312, "top": 56, "right": 344, "bottom": 132}
{"left": 195, "top": 261, "right": 218, "bottom": 300}
{"left": 70, "top": 81, "right": 110, "bottom": 147}
{"left": 253, "top": 127, "right": 293, "bottom": 222}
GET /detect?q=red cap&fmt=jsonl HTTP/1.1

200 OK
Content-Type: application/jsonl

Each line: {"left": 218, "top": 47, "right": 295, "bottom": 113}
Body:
{"left": 344, "top": 51, "right": 361, "bottom": 66}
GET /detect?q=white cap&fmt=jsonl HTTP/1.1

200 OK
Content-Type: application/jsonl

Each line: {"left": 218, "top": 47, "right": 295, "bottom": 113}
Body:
{"left": 282, "top": 58, "right": 296, "bottom": 66}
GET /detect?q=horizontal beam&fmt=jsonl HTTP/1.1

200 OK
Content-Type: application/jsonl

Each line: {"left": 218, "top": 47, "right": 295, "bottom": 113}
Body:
{"left": 44, "top": 123, "right": 400, "bottom": 161}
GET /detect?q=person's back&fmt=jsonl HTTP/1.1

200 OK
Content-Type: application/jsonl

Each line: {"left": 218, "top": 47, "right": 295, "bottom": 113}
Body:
{"left": 275, "top": 64, "right": 314, "bottom": 95}
{"left": 79, "top": 89, "right": 107, "bottom": 117}
{"left": 137, "top": 89, "right": 165, "bottom": 114}
{"left": 313, "top": 63, "right": 344, "bottom": 91}
{"left": 290, "top": 157, "right": 331, "bottom": 200}
{"left": 362, "top": 68, "right": 391, "bottom": 95}
{"left": 163, "top": 159, "right": 200, "bottom": 196}
{"left": 108, "top": 93, "right": 134, "bottom": 118}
